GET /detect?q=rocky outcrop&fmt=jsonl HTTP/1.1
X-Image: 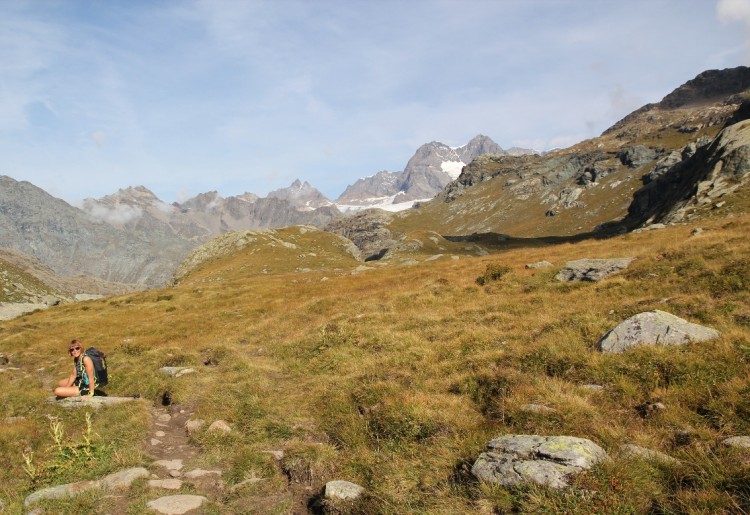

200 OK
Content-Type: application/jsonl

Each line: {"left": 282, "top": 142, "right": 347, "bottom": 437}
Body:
{"left": 325, "top": 210, "right": 395, "bottom": 260}
{"left": 624, "top": 117, "right": 750, "bottom": 228}
{"left": 597, "top": 310, "right": 721, "bottom": 353}
{"left": 472, "top": 434, "right": 608, "bottom": 489}
{"left": 555, "top": 258, "right": 634, "bottom": 282}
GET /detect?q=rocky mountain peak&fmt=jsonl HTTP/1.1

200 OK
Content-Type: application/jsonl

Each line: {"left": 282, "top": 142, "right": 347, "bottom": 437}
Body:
{"left": 267, "top": 180, "right": 333, "bottom": 211}
{"left": 658, "top": 66, "right": 750, "bottom": 110}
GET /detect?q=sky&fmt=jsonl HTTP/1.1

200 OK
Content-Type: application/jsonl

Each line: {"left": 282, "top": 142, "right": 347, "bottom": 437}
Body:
{"left": 1, "top": 0, "right": 749, "bottom": 204}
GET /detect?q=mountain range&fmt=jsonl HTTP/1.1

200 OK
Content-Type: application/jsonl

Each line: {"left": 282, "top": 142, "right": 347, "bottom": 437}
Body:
{"left": 1, "top": 66, "right": 749, "bottom": 289}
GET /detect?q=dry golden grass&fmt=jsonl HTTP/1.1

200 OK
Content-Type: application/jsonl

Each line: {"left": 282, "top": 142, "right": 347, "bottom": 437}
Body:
{"left": 1, "top": 214, "right": 749, "bottom": 512}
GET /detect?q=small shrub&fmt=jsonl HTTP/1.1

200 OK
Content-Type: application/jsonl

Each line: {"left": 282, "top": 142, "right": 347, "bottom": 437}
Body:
{"left": 476, "top": 264, "right": 511, "bottom": 286}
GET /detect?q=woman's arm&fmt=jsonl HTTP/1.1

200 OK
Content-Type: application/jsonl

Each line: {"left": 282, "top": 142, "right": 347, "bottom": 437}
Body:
{"left": 83, "top": 356, "right": 96, "bottom": 396}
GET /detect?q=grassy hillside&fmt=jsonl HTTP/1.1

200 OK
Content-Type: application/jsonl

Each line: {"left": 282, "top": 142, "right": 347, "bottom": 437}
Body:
{"left": 1, "top": 215, "right": 749, "bottom": 512}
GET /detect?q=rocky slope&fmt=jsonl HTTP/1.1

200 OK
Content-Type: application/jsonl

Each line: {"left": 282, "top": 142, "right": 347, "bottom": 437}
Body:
{"left": 332, "top": 66, "right": 750, "bottom": 258}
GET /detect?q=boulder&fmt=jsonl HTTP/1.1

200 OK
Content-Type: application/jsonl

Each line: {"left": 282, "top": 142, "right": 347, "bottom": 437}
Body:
{"left": 185, "top": 418, "right": 206, "bottom": 434}
{"left": 597, "top": 310, "right": 720, "bottom": 353}
{"left": 159, "top": 367, "right": 196, "bottom": 378}
{"left": 472, "top": 434, "right": 608, "bottom": 489}
{"left": 555, "top": 258, "right": 634, "bottom": 282}
{"left": 208, "top": 420, "right": 231, "bottom": 433}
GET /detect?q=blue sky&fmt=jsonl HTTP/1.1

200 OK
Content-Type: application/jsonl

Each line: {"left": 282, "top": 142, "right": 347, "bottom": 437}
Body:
{"left": 1, "top": 0, "right": 749, "bottom": 204}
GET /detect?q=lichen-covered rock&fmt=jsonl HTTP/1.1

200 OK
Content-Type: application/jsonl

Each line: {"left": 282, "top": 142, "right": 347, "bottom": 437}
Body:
{"left": 598, "top": 310, "right": 720, "bottom": 353}
{"left": 49, "top": 396, "right": 138, "bottom": 409}
{"left": 472, "top": 435, "right": 608, "bottom": 489}
{"left": 555, "top": 258, "right": 634, "bottom": 282}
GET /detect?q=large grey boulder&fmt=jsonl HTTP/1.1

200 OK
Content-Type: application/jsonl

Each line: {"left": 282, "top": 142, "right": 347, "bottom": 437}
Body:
{"left": 598, "top": 310, "right": 720, "bottom": 353}
{"left": 472, "top": 435, "right": 608, "bottom": 489}
{"left": 555, "top": 258, "right": 634, "bottom": 282}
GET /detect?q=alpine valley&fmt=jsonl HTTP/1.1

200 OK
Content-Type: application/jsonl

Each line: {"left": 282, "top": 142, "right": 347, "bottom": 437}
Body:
{"left": 1, "top": 67, "right": 750, "bottom": 513}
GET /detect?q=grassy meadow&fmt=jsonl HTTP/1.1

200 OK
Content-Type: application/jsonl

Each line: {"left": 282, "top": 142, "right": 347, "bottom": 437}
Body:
{"left": 1, "top": 212, "right": 750, "bottom": 513}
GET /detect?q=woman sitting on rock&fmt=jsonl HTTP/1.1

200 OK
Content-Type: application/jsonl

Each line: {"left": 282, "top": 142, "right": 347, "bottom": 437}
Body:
{"left": 54, "top": 339, "right": 96, "bottom": 398}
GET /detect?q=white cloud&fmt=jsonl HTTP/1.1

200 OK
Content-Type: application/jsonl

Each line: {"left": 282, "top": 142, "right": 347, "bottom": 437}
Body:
{"left": 718, "top": 0, "right": 750, "bottom": 24}
{"left": 82, "top": 203, "right": 143, "bottom": 225}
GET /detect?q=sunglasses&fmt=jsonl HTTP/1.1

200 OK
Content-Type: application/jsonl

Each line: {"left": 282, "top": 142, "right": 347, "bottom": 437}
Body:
{"left": 68, "top": 346, "right": 81, "bottom": 353}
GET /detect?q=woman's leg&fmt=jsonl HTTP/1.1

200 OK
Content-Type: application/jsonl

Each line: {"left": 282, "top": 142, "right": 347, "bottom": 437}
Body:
{"left": 54, "top": 385, "right": 81, "bottom": 398}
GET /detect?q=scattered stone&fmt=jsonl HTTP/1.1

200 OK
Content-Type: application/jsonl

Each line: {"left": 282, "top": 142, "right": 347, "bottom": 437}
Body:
{"left": 525, "top": 260, "right": 554, "bottom": 269}
{"left": 324, "top": 480, "right": 365, "bottom": 501}
{"left": 185, "top": 419, "right": 205, "bottom": 434}
{"left": 150, "top": 438, "right": 162, "bottom": 446}
{"left": 229, "top": 473, "right": 266, "bottom": 492}
{"left": 153, "top": 459, "right": 183, "bottom": 472}
{"left": 208, "top": 420, "right": 231, "bottom": 433}
{"left": 184, "top": 469, "right": 221, "bottom": 479}
{"left": 691, "top": 227, "right": 704, "bottom": 236}
{"left": 597, "top": 310, "right": 721, "bottom": 353}
{"left": 620, "top": 444, "right": 680, "bottom": 464}
{"left": 155, "top": 430, "right": 166, "bottom": 437}
{"left": 722, "top": 436, "right": 750, "bottom": 449}
{"left": 24, "top": 467, "right": 149, "bottom": 506}
{"left": 555, "top": 257, "right": 634, "bottom": 282}
{"left": 520, "top": 404, "right": 557, "bottom": 414}
{"left": 580, "top": 384, "right": 605, "bottom": 392}
{"left": 159, "top": 367, "right": 196, "bottom": 377}
{"left": 263, "top": 450, "right": 285, "bottom": 460}
{"left": 148, "top": 478, "right": 183, "bottom": 490}
{"left": 168, "top": 470, "right": 183, "bottom": 478}
{"left": 146, "top": 494, "right": 207, "bottom": 514}
{"left": 472, "top": 434, "right": 608, "bottom": 489}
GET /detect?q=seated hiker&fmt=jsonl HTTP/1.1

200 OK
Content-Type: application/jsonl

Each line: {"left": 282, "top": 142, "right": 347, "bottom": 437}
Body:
{"left": 54, "top": 339, "right": 97, "bottom": 398}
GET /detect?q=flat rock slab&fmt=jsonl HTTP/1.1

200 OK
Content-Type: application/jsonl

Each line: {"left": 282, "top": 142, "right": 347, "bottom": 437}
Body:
{"left": 472, "top": 435, "right": 608, "bottom": 489}
{"left": 148, "top": 479, "right": 183, "bottom": 490}
{"left": 598, "top": 310, "right": 720, "bottom": 353}
{"left": 555, "top": 258, "right": 634, "bottom": 282}
{"left": 49, "top": 396, "right": 138, "bottom": 409}
{"left": 525, "top": 261, "right": 554, "bottom": 269}
{"left": 146, "top": 494, "right": 207, "bottom": 514}
{"left": 25, "top": 467, "right": 149, "bottom": 506}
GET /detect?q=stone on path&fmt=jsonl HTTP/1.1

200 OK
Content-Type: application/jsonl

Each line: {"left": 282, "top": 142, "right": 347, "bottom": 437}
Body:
{"left": 597, "top": 310, "right": 721, "bottom": 353}
{"left": 153, "top": 459, "right": 183, "bottom": 472}
{"left": 184, "top": 469, "right": 222, "bottom": 479}
{"left": 185, "top": 419, "right": 205, "bottom": 434}
{"left": 146, "top": 494, "right": 207, "bottom": 514}
{"left": 324, "top": 480, "right": 365, "bottom": 501}
{"left": 148, "top": 479, "right": 183, "bottom": 490}
{"left": 555, "top": 257, "right": 634, "bottom": 282}
{"left": 25, "top": 467, "right": 149, "bottom": 506}
{"left": 472, "top": 434, "right": 608, "bottom": 489}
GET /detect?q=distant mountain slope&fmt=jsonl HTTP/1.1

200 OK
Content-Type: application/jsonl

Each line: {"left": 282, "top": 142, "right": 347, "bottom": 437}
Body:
{"left": 336, "top": 134, "right": 526, "bottom": 209}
